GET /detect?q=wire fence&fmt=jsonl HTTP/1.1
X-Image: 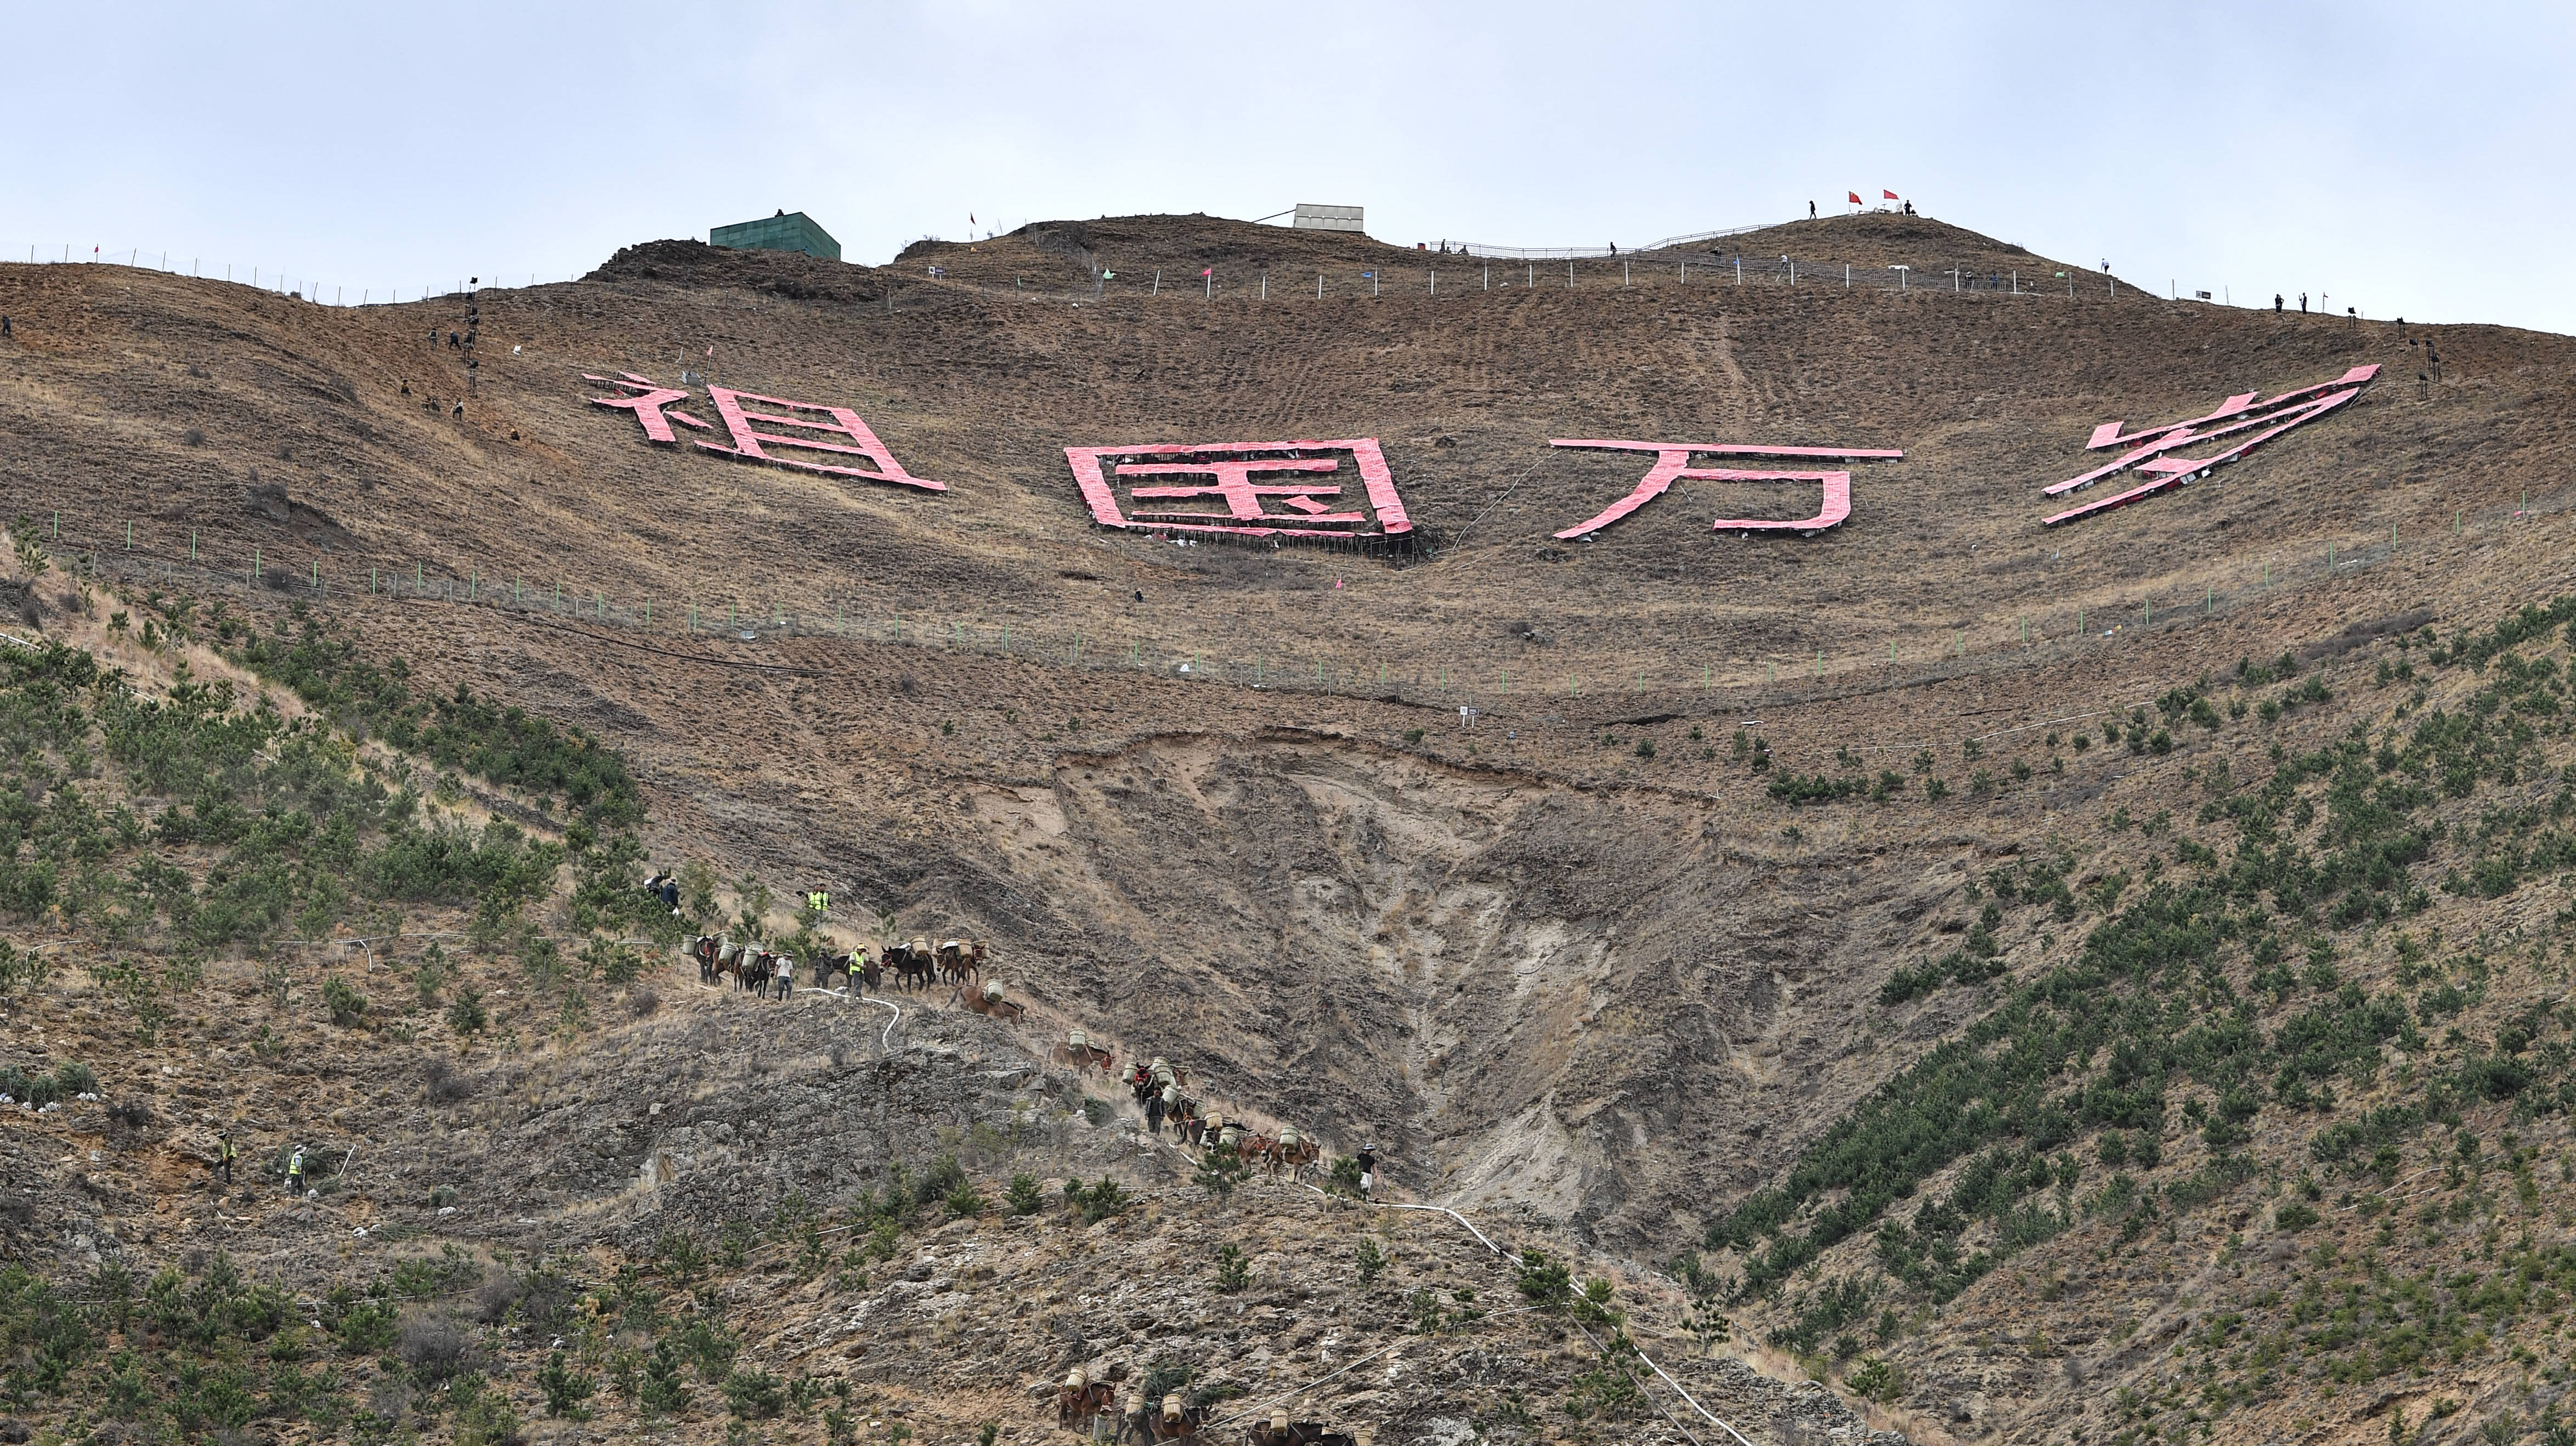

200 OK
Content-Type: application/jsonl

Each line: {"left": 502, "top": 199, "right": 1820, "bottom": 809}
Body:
{"left": 14, "top": 482, "right": 2560, "bottom": 761}
{"left": 10, "top": 227, "right": 2221, "bottom": 315}
{"left": 1458, "top": 217, "right": 1782, "bottom": 259}
{"left": 1029, "top": 251, "right": 2138, "bottom": 306}
{"left": 0, "top": 243, "right": 582, "bottom": 308}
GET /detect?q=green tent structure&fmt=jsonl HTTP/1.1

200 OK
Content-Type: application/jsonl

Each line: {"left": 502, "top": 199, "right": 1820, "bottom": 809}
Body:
{"left": 711, "top": 210, "right": 841, "bottom": 262}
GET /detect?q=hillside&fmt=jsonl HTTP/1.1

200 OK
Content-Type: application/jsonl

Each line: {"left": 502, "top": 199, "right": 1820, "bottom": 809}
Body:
{"left": 3, "top": 209, "right": 2576, "bottom": 1444}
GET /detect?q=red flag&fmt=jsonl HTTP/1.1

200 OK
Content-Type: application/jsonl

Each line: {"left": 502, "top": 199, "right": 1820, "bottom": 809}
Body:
{"left": 1847, "top": 191, "right": 1861, "bottom": 205}
{"left": 1200, "top": 268, "right": 1212, "bottom": 277}
{"left": 1883, "top": 189, "right": 1900, "bottom": 200}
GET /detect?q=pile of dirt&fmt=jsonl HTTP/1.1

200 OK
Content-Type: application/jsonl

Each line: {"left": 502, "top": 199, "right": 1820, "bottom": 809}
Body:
{"left": 586, "top": 238, "right": 890, "bottom": 305}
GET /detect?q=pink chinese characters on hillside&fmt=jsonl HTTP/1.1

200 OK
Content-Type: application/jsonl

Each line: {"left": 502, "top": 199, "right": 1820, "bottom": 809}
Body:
{"left": 2040, "top": 365, "right": 2379, "bottom": 527}
{"left": 584, "top": 372, "right": 947, "bottom": 492}
{"left": 1061, "top": 439, "right": 1413, "bottom": 540}
{"left": 1547, "top": 439, "right": 1905, "bottom": 539}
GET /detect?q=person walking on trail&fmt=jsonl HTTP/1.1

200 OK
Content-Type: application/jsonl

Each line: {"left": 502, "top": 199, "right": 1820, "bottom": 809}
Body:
{"left": 217, "top": 1131, "right": 236, "bottom": 1185}
{"left": 1, "top": 315, "right": 12, "bottom": 340}
{"left": 660, "top": 876, "right": 680, "bottom": 914}
{"left": 1356, "top": 1142, "right": 1379, "bottom": 1199}
{"left": 1145, "top": 1086, "right": 1168, "bottom": 1136}
{"left": 285, "top": 1145, "right": 307, "bottom": 1196}
{"left": 772, "top": 950, "right": 793, "bottom": 1002}
{"left": 2300, "top": 292, "right": 2308, "bottom": 313}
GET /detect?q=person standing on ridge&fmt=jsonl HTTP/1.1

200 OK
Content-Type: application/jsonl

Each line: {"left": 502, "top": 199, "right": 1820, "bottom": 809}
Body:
{"left": 285, "top": 1145, "right": 307, "bottom": 1196}
{"left": 2275, "top": 293, "right": 2284, "bottom": 313}
{"left": 217, "top": 1131, "right": 236, "bottom": 1184}
{"left": 2300, "top": 292, "right": 2308, "bottom": 313}
{"left": 1356, "top": 1142, "right": 1379, "bottom": 1198}
{"left": 1145, "top": 1086, "right": 1167, "bottom": 1137}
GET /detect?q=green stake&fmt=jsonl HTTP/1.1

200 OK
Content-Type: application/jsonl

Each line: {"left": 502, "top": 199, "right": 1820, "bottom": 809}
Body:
{"left": 1890, "top": 641, "right": 1897, "bottom": 663}
{"left": 643, "top": 602, "right": 650, "bottom": 625}
{"left": 253, "top": 545, "right": 261, "bottom": 578}
{"left": 416, "top": 562, "right": 423, "bottom": 591}
{"left": 469, "top": 568, "right": 477, "bottom": 600}
{"left": 190, "top": 529, "right": 196, "bottom": 562}
{"left": 2144, "top": 600, "right": 2151, "bottom": 625}
{"left": 310, "top": 559, "right": 319, "bottom": 589}
{"left": 2205, "top": 585, "right": 2212, "bottom": 614}
{"left": 371, "top": 566, "right": 378, "bottom": 595}
{"left": 125, "top": 521, "right": 132, "bottom": 549}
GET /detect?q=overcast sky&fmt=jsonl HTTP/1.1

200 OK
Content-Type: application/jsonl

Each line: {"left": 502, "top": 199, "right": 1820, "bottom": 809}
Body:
{"left": 12, "top": 2, "right": 2572, "bottom": 334}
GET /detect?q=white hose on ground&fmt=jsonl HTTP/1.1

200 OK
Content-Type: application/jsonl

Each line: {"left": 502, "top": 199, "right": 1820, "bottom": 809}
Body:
{"left": 857, "top": 995, "right": 901, "bottom": 1051}
{"left": 1297, "top": 1181, "right": 1756, "bottom": 1444}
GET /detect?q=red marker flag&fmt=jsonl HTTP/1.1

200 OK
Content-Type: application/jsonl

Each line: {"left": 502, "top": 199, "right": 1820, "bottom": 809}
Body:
{"left": 1200, "top": 268, "right": 1213, "bottom": 277}
{"left": 1847, "top": 191, "right": 1861, "bottom": 205}
{"left": 1883, "top": 189, "right": 1900, "bottom": 200}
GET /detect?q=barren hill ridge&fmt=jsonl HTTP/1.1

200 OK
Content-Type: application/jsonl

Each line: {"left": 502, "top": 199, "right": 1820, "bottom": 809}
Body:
{"left": 1, "top": 208, "right": 2574, "bottom": 1444}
